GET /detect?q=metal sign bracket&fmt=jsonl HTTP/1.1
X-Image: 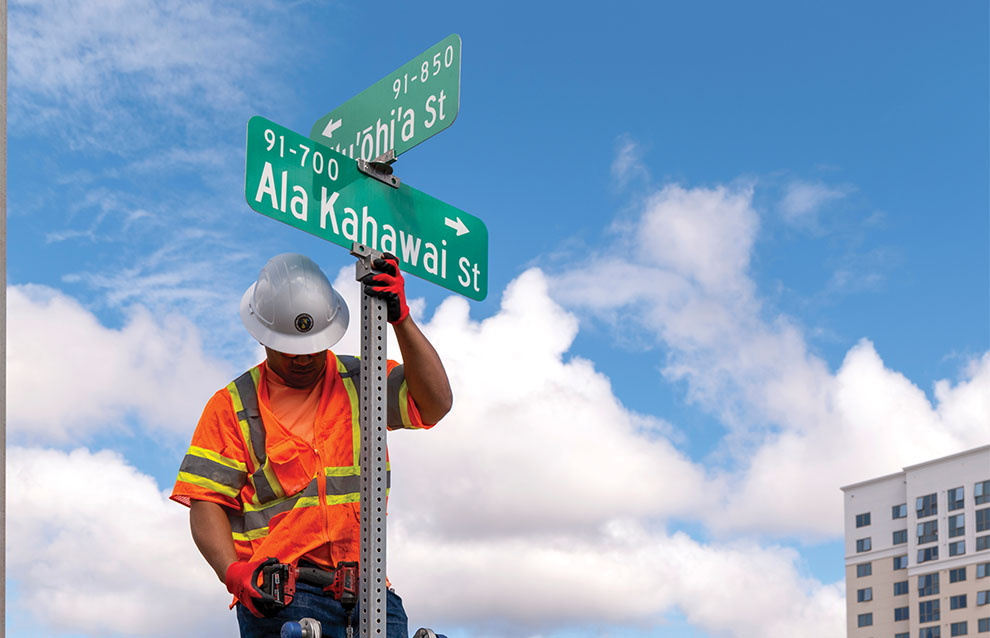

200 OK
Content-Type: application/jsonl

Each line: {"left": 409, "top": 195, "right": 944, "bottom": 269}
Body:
{"left": 356, "top": 149, "right": 400, "bottom": 189}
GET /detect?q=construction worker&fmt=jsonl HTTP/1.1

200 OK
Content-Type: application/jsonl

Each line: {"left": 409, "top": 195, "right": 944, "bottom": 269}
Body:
{"left": 171, "top": 252, "right": 452, "bottom": 638}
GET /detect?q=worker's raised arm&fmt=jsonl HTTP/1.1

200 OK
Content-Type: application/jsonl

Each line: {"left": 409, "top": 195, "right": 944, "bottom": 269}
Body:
{"left": 392, "top": 314, "right": 452, "bottom": 424}
{"left": 362, "top": 253, "right": 453, "bottom": 424}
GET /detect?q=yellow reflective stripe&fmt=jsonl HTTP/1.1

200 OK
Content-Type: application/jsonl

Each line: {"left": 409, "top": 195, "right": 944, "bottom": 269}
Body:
{"left": 246, "top": 366, "right": 263, "bottom": 470}
{"left": 235, "top": 496, "right": 322, "bottom": 538}
{"left": 295, "top": 496, "right": 320, "bottom": 508}
{"left": 324, "top": 464, "right": 389, "bottom": 476}
{"left": 242, "top": 487, "right": 319, "bottom": 513}
{"left": 398, "top": 381, "right": 414, "bottom": 427}
{"left": 326, "top": 493, "right": 360, "bottom": 505}
{"left": 188, "top": 446, "right": 247, "bottom": 472}
{"left": 227, "top": 380, "right": 259, "bottom": 471}
{"left": 325, "top": 466, "right": 359, "bottom": 477}
{"left": 177, "top": 471, "right": 240, "bottom": 498}
{"left": 242, "top": 492, "right": 291, "bottom": 513}
{"left": 337, "top": 356, "right": 362, "bottom": 467}
{"left": 232, "top": 527, "right": 269, "bottom": 541}
{"left": 261, "top": 465, "right": 286, "bottom": 500}
{"left": 230, "top": 366, "right": 287, "bottom": 505}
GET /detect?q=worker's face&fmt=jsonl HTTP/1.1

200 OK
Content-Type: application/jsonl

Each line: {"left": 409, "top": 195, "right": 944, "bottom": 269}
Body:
{"left": 265, "top": 347, "right": 328, "bottom": 389}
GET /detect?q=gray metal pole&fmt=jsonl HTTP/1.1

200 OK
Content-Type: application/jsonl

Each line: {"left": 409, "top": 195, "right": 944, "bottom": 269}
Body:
{"left": 351, "top": 243, "right": 388, "bottom": 638}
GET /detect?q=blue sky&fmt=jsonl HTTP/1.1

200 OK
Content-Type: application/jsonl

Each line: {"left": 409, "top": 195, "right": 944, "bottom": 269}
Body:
{"left": 6, "top": 2, "right": 988, "bottom": 637}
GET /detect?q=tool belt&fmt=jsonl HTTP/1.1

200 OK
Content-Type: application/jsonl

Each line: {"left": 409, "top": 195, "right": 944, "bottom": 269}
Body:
{"left": 253, "top": 558, "right": 359, "bottom": 617}
{"left": 296, "top": 561, "right": 336, "bottom": 588}
{"left": 296, "top": 560, "right": 359, "bottom": 608}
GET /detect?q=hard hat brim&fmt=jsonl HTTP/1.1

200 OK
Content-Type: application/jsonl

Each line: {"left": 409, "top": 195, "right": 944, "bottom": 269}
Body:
{"left": 240, "top": 282, "right": 350, "bottom": 355}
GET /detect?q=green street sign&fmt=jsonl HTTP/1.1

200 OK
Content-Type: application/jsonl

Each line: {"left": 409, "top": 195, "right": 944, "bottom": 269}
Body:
{"left": 246, "top": 116, "right": 487, "bottom": 300}
{"left": 310, "top": 34, "right": 461, "bottom": 161}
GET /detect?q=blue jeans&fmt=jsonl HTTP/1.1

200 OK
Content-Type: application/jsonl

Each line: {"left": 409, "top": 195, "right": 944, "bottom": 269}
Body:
{"left": 236, "top": 582, "right": 445, "bottom": 638}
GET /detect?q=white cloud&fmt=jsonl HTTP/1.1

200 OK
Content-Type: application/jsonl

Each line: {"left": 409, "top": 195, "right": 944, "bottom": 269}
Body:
{"left": 390, "top": 524, "right": 844, "bottom": 637}
{"left": 387, "top": 270, "right": 708, "bottom": 539}
{"left": 611, "top": 134, "right": 651, "bottom": 191}
{"left": 779, "top": 179, "right": 853, "bottom": 230}
{"left": 8, "top": 0, "right": 286, "bottom": 149}
{"left": 7, "top": 284, "right": 234, "bottom": 443}
{"left": 551, "top": 179, "right": 990, "bottom": 537}
{"left": 6, "top": 443, "right": 843, "bottom": 638}
{"left": 336, "top": 267, "right": 844, "bottom": 635}
{"left": 637, "top": 183, "right": 759, "bottom": 295}
{"left": 7, "top": 446, "right": 231, "bottom": 636}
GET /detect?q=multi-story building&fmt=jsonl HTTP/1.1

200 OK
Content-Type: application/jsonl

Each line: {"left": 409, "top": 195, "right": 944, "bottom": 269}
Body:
{"left": 842, "top": 445, "right": 990, "bottom": 638}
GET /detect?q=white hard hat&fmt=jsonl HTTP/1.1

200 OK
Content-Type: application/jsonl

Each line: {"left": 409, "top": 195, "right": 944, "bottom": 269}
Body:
{"left": 240, "top": 253, "right": 349, "bottom": 355}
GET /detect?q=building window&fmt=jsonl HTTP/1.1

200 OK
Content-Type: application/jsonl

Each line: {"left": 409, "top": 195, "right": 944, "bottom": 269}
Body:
{"left": 895, "top": 580, "right": 910, "bottom": 595}
{"left": 894, "top": 529, "right": 909, "bottom": 545}
{"left": 951, "top": 567, "right": 968, "bottom": 583}
{"left": 894, "top": 503, "right": 908, "bottom": 519}
{"left": 977, "top": 617, "right": 989, "bottom": 632}
{"left": 951, "top": 514, "right": 967, "bottom": 538}
{"left": 919, "top": 520, "right": 939, "bottom": 544}
{"left": 857, "top": 537, "right": 872, "bottom": 552}
{"left": 858, "top": 587, "right": 873, "bottom": 602}
{"left": 978, "top": 508, "right": 990, "bottom": 533}
{"left": 896, "top": 633, "right": 909, "bottom": 638}
{"left": 976, "top": 480, "right": 990, "bottom": 505}
{"left": 978, "top": 536, "right": 990, "bottom": 552}
{"left": 949, "top": 487, "right": 966, "bottom": 511}
{"left": 978, "top": 590, "right": 989, "bottom": 606}
{"left": 895, "top": 606, "right": 909, "bottom": 621}
{"left": 894, "top": 554, "right": 908, "bottom": 570}
{"left": 951, "top": 541, "right": 967, "bottom": 557}
{"left": 919, "top": 546, "right": 939, "bottom": 563}
{"left": 952, "top": 622, "right": 969, "bottom": 637}
{"left": 919, "top": 573, "right": 940, "bottom": 596}
{"left": 856, "top": 512, "right": 871, "bottom": 527}
{"left": 921, "top": 628, "right": 942, "bottom": 638}
{"left": 952, "top": 595, "right": 969, "bottom": 610}
{"left": 918, "top": 493, "right": 938, "bottom": 518}
{"left": 857, "top": 562, "right": 872, "bottom": 577}
{"left": 857, "top": 612, "right": 872, "bottom": 627}
{"left": 919, "top": 599, "right": 941, "bottom": 623}
{"left": 978, "top": 562, "right": 989, "bottom": 578}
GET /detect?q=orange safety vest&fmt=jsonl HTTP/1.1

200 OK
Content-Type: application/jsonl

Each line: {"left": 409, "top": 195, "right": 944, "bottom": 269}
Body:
{"left": 171, "top": 351, "right": 429, "bottom": 566}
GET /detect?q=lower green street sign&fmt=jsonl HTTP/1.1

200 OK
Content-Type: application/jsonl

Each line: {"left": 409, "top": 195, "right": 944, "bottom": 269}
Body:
{"left": 245, "top": 116, "right": 487, "bottom": 301}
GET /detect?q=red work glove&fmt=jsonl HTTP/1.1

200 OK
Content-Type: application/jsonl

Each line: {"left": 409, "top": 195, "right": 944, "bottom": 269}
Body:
{"left": 361, "top": 252, "right": 409, "bottom": 324}
{"left": 225, "top": 557, "right": 281, "bottom": 618}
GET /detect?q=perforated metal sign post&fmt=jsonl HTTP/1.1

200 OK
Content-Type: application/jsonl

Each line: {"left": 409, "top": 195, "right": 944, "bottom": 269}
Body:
{"left": 351, "top": 243, "right": 388, "bottom": 638}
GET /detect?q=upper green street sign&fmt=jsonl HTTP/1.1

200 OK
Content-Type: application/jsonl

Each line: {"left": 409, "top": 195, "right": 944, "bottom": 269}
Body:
{"left": 246, "top": 116, "right": 487, "bottom": 300}
{"left": 310, "top": 34, "right": 461, "bottom": 161}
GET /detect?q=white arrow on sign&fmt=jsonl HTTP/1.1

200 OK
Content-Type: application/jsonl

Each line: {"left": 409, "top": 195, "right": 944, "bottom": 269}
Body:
{"left": 321, "top": 118, "right": 343, "bottom": 138}
{"left": 445, "top": 216, "right": 469, "bottom": 236}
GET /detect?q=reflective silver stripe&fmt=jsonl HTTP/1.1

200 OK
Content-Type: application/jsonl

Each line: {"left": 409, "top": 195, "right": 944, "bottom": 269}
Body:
{"left": 178, "top": 454, "right": 246, "bottom": 491}
{"left": 387, "top": 365, "right": 405, "bottom": 427}
{"left": 226, "top": 507, "right": 247, "bottom": 534}
{"left": 326, "top": 473, "right": 361, "bottom": 496}
{"left": 228, "top": 479, "right": 321, "bottom": 534}
{"left": 232, "top": 370, "right": 279, "bottom": 503}
{"left": 338, "top": 355, "right": 360, "bottom": 379}
{"left": 233, "top": 371, "right": 267, "bottom": 464}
